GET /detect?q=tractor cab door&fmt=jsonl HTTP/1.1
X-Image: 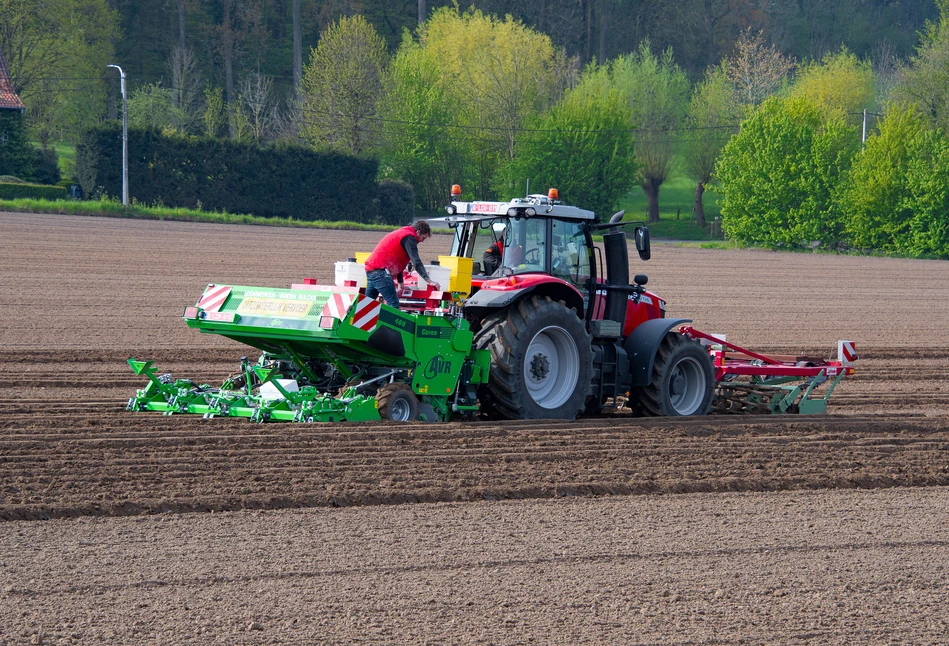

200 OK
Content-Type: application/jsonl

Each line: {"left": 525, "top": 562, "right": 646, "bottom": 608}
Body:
{"left": 550, "top": 218, "right": 594, "bottom": 309}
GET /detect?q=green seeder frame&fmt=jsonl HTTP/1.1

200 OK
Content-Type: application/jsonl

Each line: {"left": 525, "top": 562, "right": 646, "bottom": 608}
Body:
{"left": 127, "top": 283, "right": 490, "bottom": 423}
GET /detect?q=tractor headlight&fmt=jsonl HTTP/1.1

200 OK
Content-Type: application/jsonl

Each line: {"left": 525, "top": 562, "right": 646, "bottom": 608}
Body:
{"left": 525, "top": 207, "right": 536, "bottom": 216}
{"left": 445, "top": 205, "right": 457, "bottom": 215}
{"left": 507, "top": 208, "right": 518, "bottom": 217}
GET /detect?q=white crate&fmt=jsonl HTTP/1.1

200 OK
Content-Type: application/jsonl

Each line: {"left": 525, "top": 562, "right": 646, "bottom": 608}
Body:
{"left": 415, "top": 264, "right": 451, "bottom": 290}
{"left": 334, "top": 261, "right": 367, "bottom": 287}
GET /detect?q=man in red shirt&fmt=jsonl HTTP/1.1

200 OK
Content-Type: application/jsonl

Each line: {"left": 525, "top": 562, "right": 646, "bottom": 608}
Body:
{"left": 364, "top": 220, "right": 440, "bottom": 307}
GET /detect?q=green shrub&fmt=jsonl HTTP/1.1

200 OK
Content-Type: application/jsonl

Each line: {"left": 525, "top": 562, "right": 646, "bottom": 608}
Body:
{"left": 29, "top": 147, "right": 61, "bottom": 185}
{"left": 839, "top": 106, "right": 926, "bottom": 252}
{"left": 900, "top": 134, "right": 949, "bottom": 258}
{"left": 75, "top": 123, "right": 390, "bottom": 222}
{"left": 375, "top": 179, "right": 415, "bottom": 225}
{"left": 715, "top": 96, "right": 858, "bottom": 248}
{"left": 0, "top": 182, "right": 67, "bottom": 200}
{"left": 0, "top": 111, "right": 33, "bottom": 179}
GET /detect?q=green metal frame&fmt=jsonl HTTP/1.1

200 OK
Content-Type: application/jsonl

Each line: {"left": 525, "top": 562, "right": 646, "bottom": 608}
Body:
{"left": 128, "top": 284, "right": 490, "bottom": 423}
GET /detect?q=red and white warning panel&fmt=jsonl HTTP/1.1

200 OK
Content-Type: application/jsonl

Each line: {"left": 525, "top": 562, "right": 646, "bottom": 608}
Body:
{"left": 197, "top": 285, "right": 232, "bottom": 313}
{"left": 838, "top": 340, "right": 857, "bottom": 365}
{"left": 320, "top": 292, "right": 356, "bottom": 320}
{"left": 351, "top": 295, "right": 381, "bottom": 332}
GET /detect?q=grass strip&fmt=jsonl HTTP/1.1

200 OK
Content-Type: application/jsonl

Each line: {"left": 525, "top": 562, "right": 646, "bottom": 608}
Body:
{"left": 0, "top": 198, "right": 395, "bottom": 232}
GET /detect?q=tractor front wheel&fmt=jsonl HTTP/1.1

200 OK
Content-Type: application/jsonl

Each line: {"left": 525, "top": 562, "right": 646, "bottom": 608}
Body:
{"left": 634, "top": 332, "right": 714, "bottom": 416}
{"left": 377, "top": 383, "right": 418, "bottom": 422}
{"left": 476, "top": 296, "right": 593, "bottom": 420}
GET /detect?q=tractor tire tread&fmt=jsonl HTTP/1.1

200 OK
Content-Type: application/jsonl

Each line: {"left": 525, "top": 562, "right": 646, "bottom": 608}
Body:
{"left": 475, "top": 295, "right": 593, "bottom": 420}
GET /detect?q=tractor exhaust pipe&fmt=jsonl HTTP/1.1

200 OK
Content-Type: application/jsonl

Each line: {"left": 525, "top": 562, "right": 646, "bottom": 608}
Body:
{"left": 603, "top": 211, "right": 630, "bottom": 325}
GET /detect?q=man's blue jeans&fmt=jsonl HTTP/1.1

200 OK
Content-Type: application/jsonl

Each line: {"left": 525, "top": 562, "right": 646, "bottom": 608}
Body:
{"left": 365, "top": 269, "right": 400, "bottom": 307}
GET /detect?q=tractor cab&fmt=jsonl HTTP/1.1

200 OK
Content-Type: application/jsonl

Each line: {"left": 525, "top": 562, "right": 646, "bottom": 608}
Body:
{"left": 435, "top": 187, "right": 662, "bottom": 336}
{"left": 438, "top": 189, "right": 598, "bottom": 310}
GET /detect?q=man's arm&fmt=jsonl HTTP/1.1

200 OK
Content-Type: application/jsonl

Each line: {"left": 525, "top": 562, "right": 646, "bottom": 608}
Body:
{"left": 401, "top": 237, "right": 432, "bottom": 282}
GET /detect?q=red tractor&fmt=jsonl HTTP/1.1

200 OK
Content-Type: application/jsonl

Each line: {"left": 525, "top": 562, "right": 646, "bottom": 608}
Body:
{"left": 440, "top": 187, "right": 715, "bottom": 420}
{"left": 440, "top": 187, "right": 854, "bottom": 421}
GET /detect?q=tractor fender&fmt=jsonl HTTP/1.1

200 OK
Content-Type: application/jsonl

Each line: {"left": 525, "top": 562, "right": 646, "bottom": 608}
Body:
{"left": 463, "top": 286, "right": 535, "bottom": 313}
{"left": 623, "top": 318, "right": 692, "bottom": 387}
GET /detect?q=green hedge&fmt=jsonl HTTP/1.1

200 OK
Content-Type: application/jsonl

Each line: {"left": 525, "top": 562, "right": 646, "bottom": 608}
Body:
{"left": 75, "top": 123, "right": 414, "bottom": 223}
{"left": 0, "top": 182, "right": 66, "bottom": 200}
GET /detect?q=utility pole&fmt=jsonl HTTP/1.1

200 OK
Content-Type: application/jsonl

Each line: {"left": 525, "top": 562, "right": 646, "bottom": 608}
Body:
{"left": 862, "top": 108, "right": 867, "bottom": 144}
{"left": 107, "top": 64, "right": 129, "bottom": 207}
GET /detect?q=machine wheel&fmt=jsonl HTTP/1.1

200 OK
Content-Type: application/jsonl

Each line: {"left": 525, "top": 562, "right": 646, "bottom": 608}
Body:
{"left": 377, "top": 383, "right": 418, "bottom": 422}
{"left": 475, "top": 296, "right": 593, "bottom": 420}
{"left": 633, "top": 332, "right": 714, "bottom": 416}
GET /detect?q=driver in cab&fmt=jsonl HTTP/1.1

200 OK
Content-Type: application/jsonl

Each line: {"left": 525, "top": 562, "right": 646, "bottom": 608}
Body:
{"left": 482, "top": 227, "right": 505, "bottom": 275}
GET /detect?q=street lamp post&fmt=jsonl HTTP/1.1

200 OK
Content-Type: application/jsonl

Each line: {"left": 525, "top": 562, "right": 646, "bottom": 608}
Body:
{"left": 107, "top": 64, "right": 128, "bottom": 207}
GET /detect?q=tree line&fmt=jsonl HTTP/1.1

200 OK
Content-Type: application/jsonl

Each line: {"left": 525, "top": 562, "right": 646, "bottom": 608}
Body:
{"left": 2, "top": 0, "right": 948, "bottom": 258}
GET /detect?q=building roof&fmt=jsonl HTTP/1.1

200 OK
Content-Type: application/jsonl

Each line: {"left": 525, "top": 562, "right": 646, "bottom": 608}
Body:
{"left": 0, "top": 51, "right": 25, "bottom": 111}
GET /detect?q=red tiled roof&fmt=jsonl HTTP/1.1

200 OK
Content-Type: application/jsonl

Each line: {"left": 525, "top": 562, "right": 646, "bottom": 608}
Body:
{"left": 0, "top": 51, "right": 25, "bottom": 110}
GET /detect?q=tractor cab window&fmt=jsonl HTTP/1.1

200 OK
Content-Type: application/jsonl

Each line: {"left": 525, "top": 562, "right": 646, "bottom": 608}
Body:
{"left": 472, "top": 219, "right": 505, "bottom": 275}
{"left": 550, "top": 219, "right": 589, "bottom": 290}
{"left": 502, "top": 217, "right": 546, "bottom": 275}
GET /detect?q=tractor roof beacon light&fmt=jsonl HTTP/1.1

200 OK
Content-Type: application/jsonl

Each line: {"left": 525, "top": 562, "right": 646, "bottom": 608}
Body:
{"left": 548, "top": 188, "right": 559, "bottom": 201}
{"left": 451, "top": 184, "right": 462, "bottom": 198}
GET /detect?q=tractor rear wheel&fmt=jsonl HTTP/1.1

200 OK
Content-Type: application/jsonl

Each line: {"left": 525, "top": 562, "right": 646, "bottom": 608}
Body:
{"left": 377, "top": 383, "right": 418, "bottom": 422}
{"left": 475, "top": 296, "right": 593, "bottom": 420}
{"left": 633, "top": 332, "right": 714, "bottom": 416}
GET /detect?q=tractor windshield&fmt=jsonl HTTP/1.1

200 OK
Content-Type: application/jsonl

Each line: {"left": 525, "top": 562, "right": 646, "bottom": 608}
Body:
{"left": 501, "top": 217, "right": 547, "bottom": 275}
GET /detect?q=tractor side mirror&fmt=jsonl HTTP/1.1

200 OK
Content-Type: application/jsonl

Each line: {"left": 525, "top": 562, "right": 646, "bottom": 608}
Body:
{"left": 634, "top": 226, "right": 651, "bottom": 261}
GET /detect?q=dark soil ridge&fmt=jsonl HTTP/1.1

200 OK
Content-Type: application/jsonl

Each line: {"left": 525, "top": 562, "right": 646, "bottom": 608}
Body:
{"left": 3, "top": 414, "right": 948, "bottom": 522}
{"left": 4, "top": 474, "right": 949, "bottom": 523}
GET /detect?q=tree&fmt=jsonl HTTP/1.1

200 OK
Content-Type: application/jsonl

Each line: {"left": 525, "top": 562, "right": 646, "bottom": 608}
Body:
{"left": 292, "top": 0, "right": 302, "bottom": 92}
{"left": 169, "top": 46, "right": 202, "bottom": 133}
{"left": 127, "top": 83, "right": 186, "bottom": 132}
{"left": 683, "top": 63, "right": 739, "bottom": 227}
{"left": 892, "top": 11, "right": 949, "bottom": 132}
{"left": 205, "top": 0, "right": 269, "bottom": 139}
{"left": 0, "top": 0, "right": 119, "bottom": 138}
{"left": 902, "top": 132, "right": 949, "bottom": 258}
{"left": 299, "top": 15, "right": 388, "bottom": 155}
{"left": 612, "top": 41, "right": 690, "bottom": 223}
{"left": 839, "top": 105, "right": 928, "bottom": 252}
{"left": 725, "top": 28, "right": 795, "bottom": 107}
{"left": 503, "top": 62, "right": 638, "bottom": 217}
{"left": 792, "top": 47, "right": 874, "bottom": 117}
{"left": 202, "top": 85, "right": 227, "bottom": 138}
{"left": 378, "top": 36, "right": 469, "bottom": 211}
{"left": 416, "top": 7, "right": 572, "bottom": 198}
{"left": 238, "top": 70, "right": 279, "bottom": 143}
{"left": 715, "top": 95, "right": 859, "bottom": 248}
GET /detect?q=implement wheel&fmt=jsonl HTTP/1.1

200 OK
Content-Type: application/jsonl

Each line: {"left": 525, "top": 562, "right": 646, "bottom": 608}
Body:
{"left": 475, "top": 296, "right": 593, "bottom": 420}
{"left": 377, "top": 383, "right": 418, "bottom": 422}
{"left": 634, "top": 332, "right": 714, "bottom": 417}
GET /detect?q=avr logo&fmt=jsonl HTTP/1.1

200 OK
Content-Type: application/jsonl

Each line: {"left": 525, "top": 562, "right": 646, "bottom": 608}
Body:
{"left": 424, "top": 355, "right": 452, "bottom": 379}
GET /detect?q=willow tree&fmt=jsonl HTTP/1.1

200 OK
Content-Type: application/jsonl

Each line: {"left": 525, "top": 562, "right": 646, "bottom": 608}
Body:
{"left": 684, "top": 63, "right": 739, "bottom": 227}
{"left": 612, "top": 41, "right": 690, "bottom": 223}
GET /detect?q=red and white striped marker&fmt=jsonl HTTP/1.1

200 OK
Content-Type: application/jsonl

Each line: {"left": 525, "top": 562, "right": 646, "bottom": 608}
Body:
{"left": 838, "top": 340, "right": 857, "bottom": 365}
{"left": 351, "top": 295, "right": 381, "bottom": 332}
{"left": 197, "top": 285, "right": 231, "bottom": 313}
{"left": 320, "top": 292, "right": 356, "bottom": 320}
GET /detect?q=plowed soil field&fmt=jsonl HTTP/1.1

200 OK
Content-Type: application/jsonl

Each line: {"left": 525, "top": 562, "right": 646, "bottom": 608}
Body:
{"left": 2, "top": 211, "right": 949, "bottom": 644}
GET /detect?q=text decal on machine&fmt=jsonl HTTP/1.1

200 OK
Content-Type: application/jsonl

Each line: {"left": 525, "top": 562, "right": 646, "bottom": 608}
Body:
{"left": 237, "top": 298, "right": 313, "bottom": 318}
